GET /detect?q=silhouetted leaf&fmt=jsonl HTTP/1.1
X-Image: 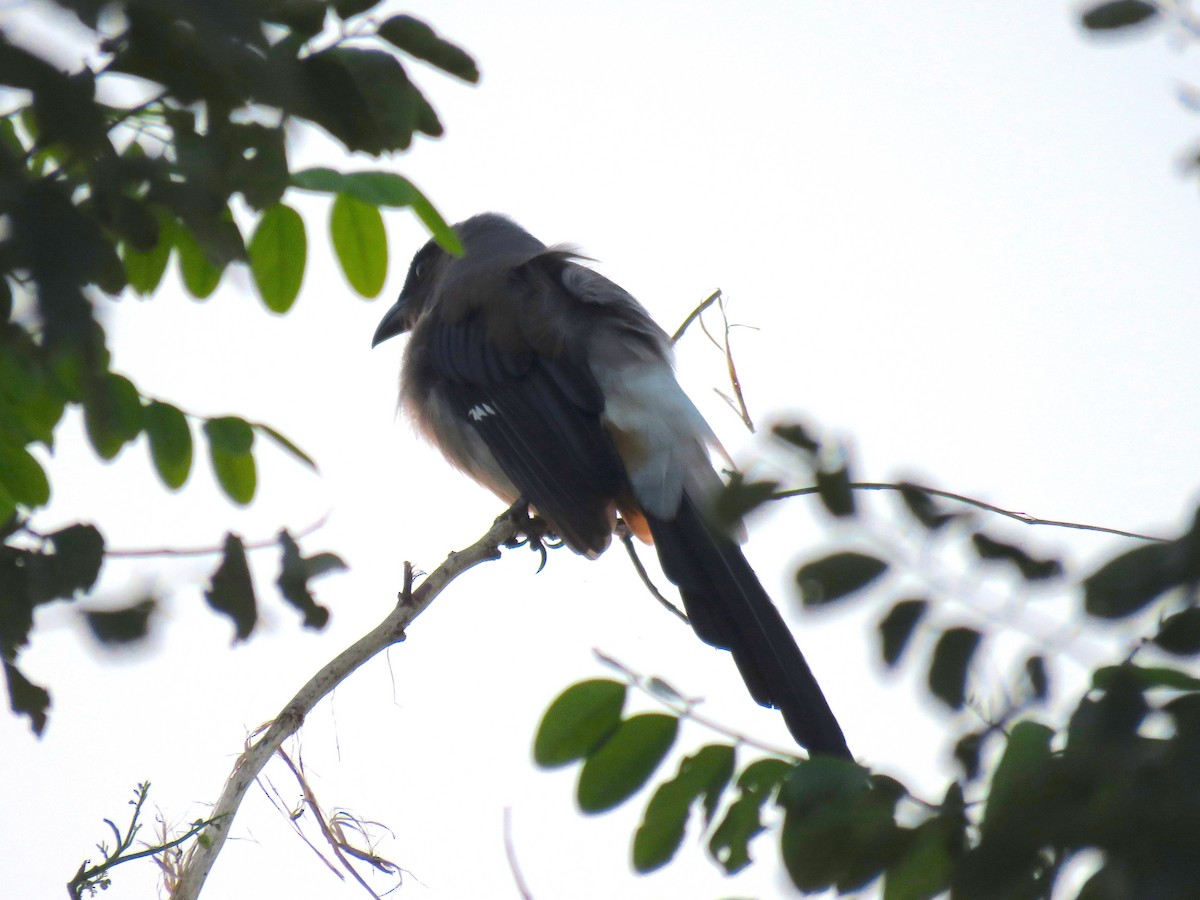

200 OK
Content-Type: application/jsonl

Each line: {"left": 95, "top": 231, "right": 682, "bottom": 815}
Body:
{"left": 83, "top": 373, "right": 143, "bottom": 460}
{"left": 275, "top": 531, "right": 332, "bottom": 629}
{"left": 27, "top": 523, "right": 104, "bottom": 602}
{"left": 1092, "top": 663, "right": 1200, "bottom": 692}
{"left": 1084, "top": 542, "right": 1186, "bottom": 619}
{"left": 971, "top": 532, "right": 1062, "bottom": 581}
{"left": 896, "top": 482, "right": 960, "bottom": 530}
{"left": 815, "top": 465, "right": 855, "bottom": 518}
{"left": 334, "top": 0, "right": 377, "bottom": 17}
{"left": 377, "top": 15, "right": 479, "bottom": 82}
{"left": 928, "top": 627, "right": 981, "bottom": 710}
{"left": 331, "top": 192, "right": 386, "bottom": 297}
{"left": 797, "top": 552, "right": 888, "bottom": 606}
{"left": 248, "top": 203, "right": 306, "bottom": 313}
{"left": 204, "top": 417, "right": 256, "bottom": 505}
{"left": 0, "top": 440, "right": 50, "bottom": 507}
{"left": 3, "top": 660, "right": 50, "bottom": 736}
{"left": 878, "top": 599, "right": 927, "bottom": 667}
{"left": 1153, "top": 608, "right": 1200, "bottom": 655}
{"left": 205, "top": 534, "right": 256, "bottom": 641}
{"left": 713, "top": 472, "right": 779, "bottom": 531}
{"left": 577, "top": 714, "right": 678, "bottom": 813}
{"left": 773, "top": 422, "right": 820, "bottom": 455}
{"left": 1081, "top": 0, "right": 1158, "bottom": 31}
{"left": 709, "top": 757, "right": 792, "bottom": 873}
{"left": 85, "top": 598, "right": 156, "bottom": 644}
{"left": 144, "top": 401, "right": 192, "bottom": 490}
{"left": 534, "top": 679, "right": 626, "bottom": 768}
{"left": 954, "top": 732, "right": 984, "bottom": 781}
{"left": 634, "top": 744, "right": 735, "bottom": 872}
{"left": 1025, "top": 655, "right": 1049, "bottom": 701}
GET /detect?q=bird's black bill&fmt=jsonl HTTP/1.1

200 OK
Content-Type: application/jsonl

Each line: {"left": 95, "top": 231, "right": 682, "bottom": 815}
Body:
{"left": 371, "top": 296, "right": 411, "bottom": 347}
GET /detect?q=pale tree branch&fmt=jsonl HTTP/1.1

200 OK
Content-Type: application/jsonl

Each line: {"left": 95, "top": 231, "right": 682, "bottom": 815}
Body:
{"left": 169, "top": 505, "right": 526, "bottom": 900}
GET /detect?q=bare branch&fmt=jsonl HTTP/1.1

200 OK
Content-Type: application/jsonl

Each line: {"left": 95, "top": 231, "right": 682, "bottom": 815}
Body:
{"left": 503, "top": 808, "right": 534, "bottom": 900}
{"left": 669, "top": 289, "right": 723, "bottom": 345}
{"left": 170, "top": 505, "right": 526, "bottom": 900}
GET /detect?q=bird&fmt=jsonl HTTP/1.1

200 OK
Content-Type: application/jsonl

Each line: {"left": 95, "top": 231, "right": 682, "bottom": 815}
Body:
{"left": 372, "top": 213, "right": 850, "bottom": 758}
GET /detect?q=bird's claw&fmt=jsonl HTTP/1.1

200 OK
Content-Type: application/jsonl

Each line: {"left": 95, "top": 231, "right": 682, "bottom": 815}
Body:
{"left": 500, "top": 500, "right": 563, "bottom": 572}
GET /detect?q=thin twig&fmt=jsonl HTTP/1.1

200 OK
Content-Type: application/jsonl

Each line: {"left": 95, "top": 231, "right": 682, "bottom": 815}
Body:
{"left": 593, "top": 651, "right": 801, "bottom": 759}
{"left": 669, "top": 289, "right": 723, "bottom": 344}
{"left": 772, "top": 482, "right": 1166, "bottom": 542}
{"left": 503, "top": 808, "right": 534, "bottom": 900}
{"left": 169, "top": 505, "right": 528, "bottom": 900}
{"left": 616, "top": 523, "right": 688, "bottom": 624}
{"left": 104, "top": 516, "right": 330, "bottom": 558}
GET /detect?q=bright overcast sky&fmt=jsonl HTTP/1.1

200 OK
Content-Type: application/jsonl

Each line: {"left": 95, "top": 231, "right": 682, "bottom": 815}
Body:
{"left": 6, "top": 1, "right": 1200, "bottom": 898}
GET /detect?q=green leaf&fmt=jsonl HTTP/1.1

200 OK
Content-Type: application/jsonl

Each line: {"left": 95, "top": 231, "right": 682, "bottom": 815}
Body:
{"left": 85, "top": 598, "right": 156, "bottom": 644}
{"left": 204, "top": 417, "right": 257, "bottom": 505}
{"left": 982, "top": 721, "right": 1053, "bottom": 833}
{"left": 253, "top": 422, "right": 317, "bottom": 470}
{"left": 291, "top": 168, "right": 462, "bottom": 254}
{"left": 633, "top": 744, "right": 736, "bottom": 872}
{"left": 177, "top": 225, "right": 225, "bottom": 299}
{"left": 577, "top": 713, "right": 678, "bottom": 813}
{"left": 275, "top": 530, "right": 332, "bottom": 629}
{"left": 121, "top": 212, "right": 175, "bottom": 296}
{"left": 83, "top": 373, "right": 144, "bottom": 460}
{"left": 248, "top": 204, "right": 307, "bottom": 313}
{"left": 885, "top": 821, "right": 953, "bottom": 900}
{"left": 205, "top": 533, "right": 257, "bottom": 641}
{"left": 1081, "top": 0, "right": 1159, "bottom": 31}
{"left": 330, "top": 192, "right": 387, "bottom": 297}
{"left": 534, "top": 679, "right": 626, "bottom": 768}
{"left": 878, "top": 598, "right": 927, "bottom": 667}
{"left": 144, "top": 401, "right": 193, "bottom": 490}
{"left": 797, "top": 551, "right": 889, "bottom": 606}
{"left": 376, "top": 15, "right": 480, "bottom": 82}
{"left": 27, "top": 523, "right": 105, "bottom": 602}
{"left": 1084, "top": 542, "right": 1185, "bottom": 619}
{"left": 0, "top": 440, "right": 50, "bottom": 507}
{"left": 1153, "top": 608, "right": 1200, "bottom": 655}
{"left": 927, "top": 626, "right": 981, "bottom": 710}
{"left": 708, "top": 757, "right": 792, "bottom": 873}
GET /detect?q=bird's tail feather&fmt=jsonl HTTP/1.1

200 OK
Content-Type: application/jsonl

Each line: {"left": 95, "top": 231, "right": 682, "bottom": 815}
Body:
{"left": 645, "top": 496, "right": 850, "bottom": 758}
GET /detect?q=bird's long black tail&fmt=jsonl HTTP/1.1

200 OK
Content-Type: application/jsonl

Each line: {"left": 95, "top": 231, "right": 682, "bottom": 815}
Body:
{"left": 645, "top": 495, "right": 851, "bottom": 758}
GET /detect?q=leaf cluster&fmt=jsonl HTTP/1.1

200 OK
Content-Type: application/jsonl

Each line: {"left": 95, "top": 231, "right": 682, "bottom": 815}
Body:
{"left": 536, "top": 421, "right": 1200, "bottom": 898}
{"left": 0, "top": 1, "right": 472, "bottom": 734}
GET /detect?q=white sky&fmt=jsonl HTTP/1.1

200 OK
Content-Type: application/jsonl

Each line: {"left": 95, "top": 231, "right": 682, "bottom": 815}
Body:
{"left": 5, "top": 1, "right": 1200, "bottom": 898}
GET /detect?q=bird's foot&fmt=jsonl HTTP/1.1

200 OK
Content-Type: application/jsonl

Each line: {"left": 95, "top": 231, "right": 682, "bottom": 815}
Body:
{"left": 501, "top": 501, "right": 564, "bottom": 572}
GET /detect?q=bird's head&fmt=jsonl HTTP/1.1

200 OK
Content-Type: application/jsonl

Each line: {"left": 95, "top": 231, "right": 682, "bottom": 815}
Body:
{"left": 371, "top": 213, "right": 545, "bottom": 348}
